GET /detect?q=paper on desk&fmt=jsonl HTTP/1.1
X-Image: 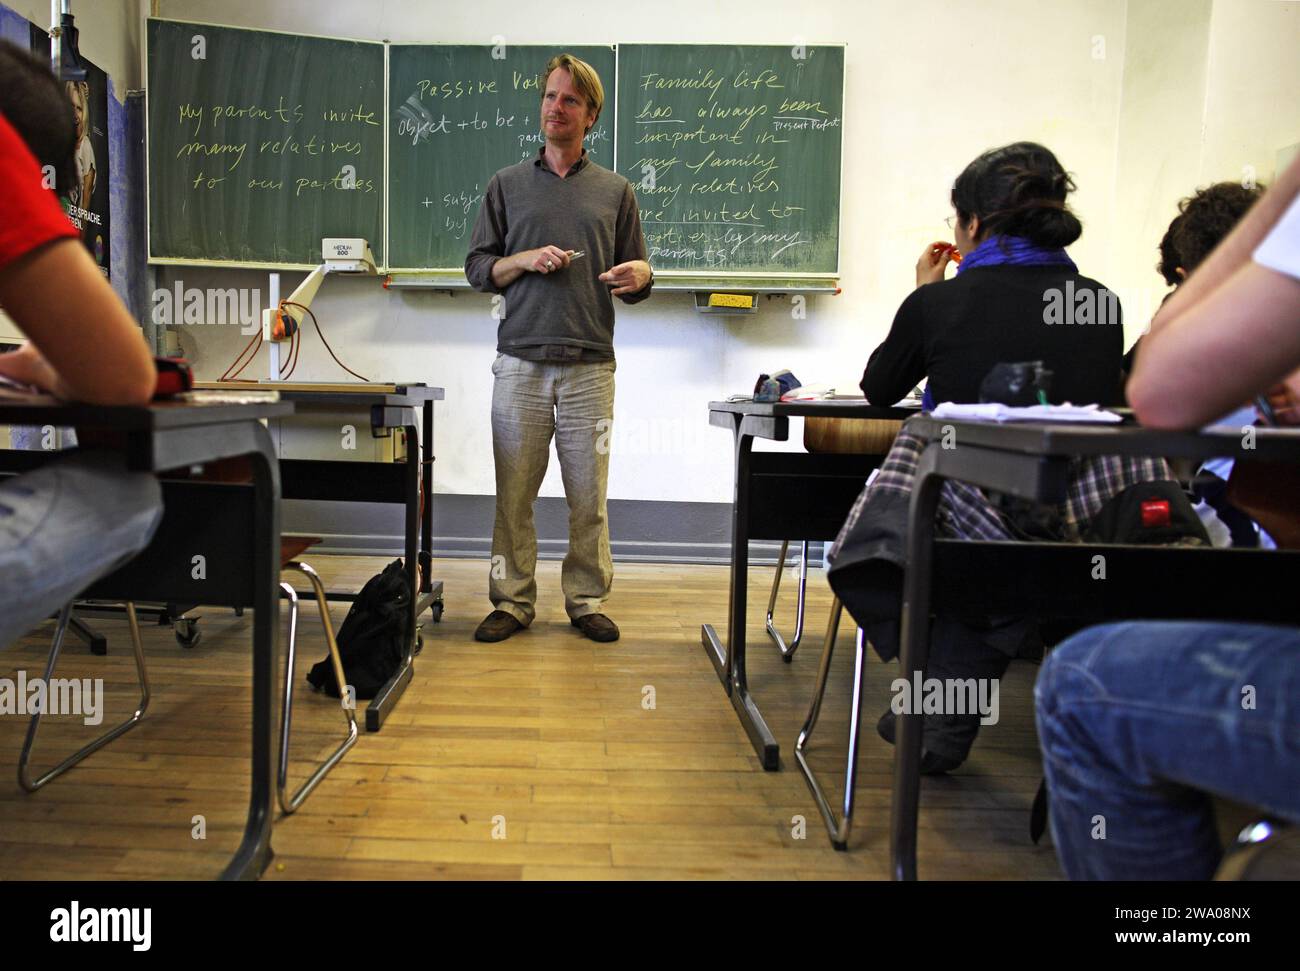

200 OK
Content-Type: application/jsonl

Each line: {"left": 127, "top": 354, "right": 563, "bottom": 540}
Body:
{"left": 930, "top": 402, "right": 1122, "bottom": 423}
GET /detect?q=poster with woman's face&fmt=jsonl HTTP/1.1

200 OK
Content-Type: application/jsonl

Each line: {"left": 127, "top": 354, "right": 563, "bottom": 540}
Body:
{"left": 30, "top": 25, "right": 111, "bottom": 278}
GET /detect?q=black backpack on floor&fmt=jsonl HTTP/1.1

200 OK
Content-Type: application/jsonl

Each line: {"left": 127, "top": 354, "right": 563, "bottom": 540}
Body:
{"left": 307, "top": 558, "right": 409, "bottom": 700}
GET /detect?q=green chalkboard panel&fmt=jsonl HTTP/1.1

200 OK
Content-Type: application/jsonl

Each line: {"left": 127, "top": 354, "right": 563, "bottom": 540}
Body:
{"left": 616, "top": 44, "right": 844, "bottom": 277}
{"left": 146, "top": 19, "right": 385, "bottom": 266}
{"left": 387, "top": 45, "right": 616, "bottom": 271}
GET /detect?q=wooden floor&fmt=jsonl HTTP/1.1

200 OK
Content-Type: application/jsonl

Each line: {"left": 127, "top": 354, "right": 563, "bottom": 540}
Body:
{"left": 0, "top": 556, "right": 1063, "bottom": 880}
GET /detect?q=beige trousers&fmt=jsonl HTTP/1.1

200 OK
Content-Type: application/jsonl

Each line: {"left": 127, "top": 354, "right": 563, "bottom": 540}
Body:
{"left": 489, "top": 353, "right": 615, "bottom": 625}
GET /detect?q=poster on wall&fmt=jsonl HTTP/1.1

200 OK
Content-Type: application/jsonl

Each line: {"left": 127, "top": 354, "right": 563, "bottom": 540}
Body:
{"left": 30, "top": 23, "right": 111, "bottom": 279}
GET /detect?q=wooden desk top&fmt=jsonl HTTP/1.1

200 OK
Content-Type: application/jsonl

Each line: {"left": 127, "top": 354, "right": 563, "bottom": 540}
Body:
{"left": 194, "top": 380, "right": 444, "bottom": 402}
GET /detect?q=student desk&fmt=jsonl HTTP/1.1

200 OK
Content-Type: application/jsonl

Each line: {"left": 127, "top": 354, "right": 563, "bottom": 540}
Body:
{"left": 196, "top": 381, "right": 445, "bottom": 732}
{"left": 890, "top": 416, "right": 1300, "bottom": 880}
{"left": 0, "top": 392, "right": 293, "bottom": 880}
{"left": 704, "top": 398, "right": 916, "bottom": 769}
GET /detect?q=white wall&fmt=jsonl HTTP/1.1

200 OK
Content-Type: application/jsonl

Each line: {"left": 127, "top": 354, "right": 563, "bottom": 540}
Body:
{"left": 1110, "top": 0, "right": 1300, "bottom": 337}
{"left": 153, "top": 0, "right": 1134, "bottom": 504}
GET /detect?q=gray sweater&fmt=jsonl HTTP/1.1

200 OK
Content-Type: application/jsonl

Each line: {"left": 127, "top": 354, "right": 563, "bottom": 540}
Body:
{"left": 464, "top": 150, "right": 652, "bottom": 360}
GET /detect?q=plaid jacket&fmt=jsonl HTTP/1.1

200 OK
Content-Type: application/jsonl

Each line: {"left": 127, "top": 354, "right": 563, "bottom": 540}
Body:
{"left": 828, "top": 416, "right": 1172, "bottom": 568}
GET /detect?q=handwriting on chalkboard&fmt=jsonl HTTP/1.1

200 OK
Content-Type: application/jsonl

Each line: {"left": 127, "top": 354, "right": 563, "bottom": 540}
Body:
{"left": 619, "top": 48, "right": 843, "bottom": 273}
{"left": 169, "top": 96, "right": 381, "bottom": 196}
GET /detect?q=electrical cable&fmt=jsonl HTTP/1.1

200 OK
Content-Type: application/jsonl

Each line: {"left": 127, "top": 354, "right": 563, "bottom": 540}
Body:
{"left": 280, "top": 300, "right": 368, "bottom": 382}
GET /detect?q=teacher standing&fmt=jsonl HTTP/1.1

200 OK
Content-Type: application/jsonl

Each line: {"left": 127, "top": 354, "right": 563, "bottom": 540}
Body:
{"left": 465, "top": 53, "right": 653, "bottom": 644}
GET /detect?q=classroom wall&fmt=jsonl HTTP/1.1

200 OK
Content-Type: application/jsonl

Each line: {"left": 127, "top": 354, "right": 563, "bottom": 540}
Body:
{"left": 49, "top": 1, "right": 1294, "bottom": 557}
{"left": 1109, "top": 0, "right": 1300, "bottom": 334}
{"left": 152, "top": 0, "right": 1130, "bottom": 516}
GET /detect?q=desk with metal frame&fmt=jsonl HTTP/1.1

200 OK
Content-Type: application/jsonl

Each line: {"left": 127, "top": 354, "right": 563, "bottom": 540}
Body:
{"left": 198, "top": 381, "right": 445, "bottom": 733}
{"left": 0, "top": 393, "right": 292, "bottom": 880}
{"left": 890, "top": 416, "right": 1300, "bottom": 880}
{"left": 703, "top": 398, "right": 917, "bottom": 769}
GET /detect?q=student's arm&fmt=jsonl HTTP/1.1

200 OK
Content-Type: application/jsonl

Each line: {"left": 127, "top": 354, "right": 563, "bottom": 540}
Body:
{"left": 1127, "top": 262, "right": 1300, "bottom": 428}
{"left": 1147, "top": 154, "right": 1300, "bottom": 338}
{"left": 0, "top": 238, "right": 155, "bottom": 406}
{"left": 860, "top": 287, "right": 929, "bottom": 406}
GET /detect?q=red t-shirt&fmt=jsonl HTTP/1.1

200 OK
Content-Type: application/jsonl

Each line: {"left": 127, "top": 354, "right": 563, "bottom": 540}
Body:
{"left": 0, "top": 110, "right": 80, "bottom": 271}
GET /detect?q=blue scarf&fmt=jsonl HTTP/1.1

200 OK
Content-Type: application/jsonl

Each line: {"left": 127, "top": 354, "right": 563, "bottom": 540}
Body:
{"left": 920, "top": 235, "right": 1078, "bottom": 410}
{"left": 956, "top": 234, "right": 1077, "bottom": 274}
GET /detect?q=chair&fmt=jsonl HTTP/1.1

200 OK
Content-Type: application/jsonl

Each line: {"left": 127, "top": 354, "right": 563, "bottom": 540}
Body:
{"left": 19, "top": 538, "right": 357, "bottom": 818}
{"left": 277, "top": 555, "right": 357, "bottom": 814}
{"left": 793, "top": 596, "right": 868, "bottom": 850}
{"left": 1216, "top": 820, "right": 1300, "bottom": 880}
{"left": 764, "top": 416, "right": 902, "bottom": 665}
{"left": 765, "top": 540, "right": 808, "bottom": 660}
{"left": 19, "top": 601, "right": 150, "bottom": 791}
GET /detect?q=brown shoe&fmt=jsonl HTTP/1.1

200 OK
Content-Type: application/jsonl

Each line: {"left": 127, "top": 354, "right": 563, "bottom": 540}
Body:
{"left": 571, "top": 613, "right": 620, "bottom": 642}
{"left": 475, "top": 610, "right": 524, "bottom": 642}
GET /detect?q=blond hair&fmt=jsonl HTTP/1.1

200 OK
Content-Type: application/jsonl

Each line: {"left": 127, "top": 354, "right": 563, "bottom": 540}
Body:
{"left": 539, "top": 53, "right": 603, "bottom": 134}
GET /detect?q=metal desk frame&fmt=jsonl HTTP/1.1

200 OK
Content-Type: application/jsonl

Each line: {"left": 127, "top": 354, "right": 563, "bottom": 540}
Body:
{"left": 0, "top": 395, "right": 293, "bottom": 880}
{"left": 891, "top": 416, "right": 1300, "bottom": 880}
{"left": 270, "top": 384, "right": 446, "bottom": 732}
{"left": 702, "top": 399, "right": 915, "bottom": 769}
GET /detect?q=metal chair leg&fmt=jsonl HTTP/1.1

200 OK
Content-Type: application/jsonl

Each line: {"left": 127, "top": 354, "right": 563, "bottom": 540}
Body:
{"left": 795, "top": 597, "right": 871, "bottom": 850}
{"left": 766, "top": 540, "right": 808, "bottom": 662}
{"left": 278, "top": 562, "right": 358, "bottom": 815}
{"left": 19, "top": 602, "right": 150, "bottom": 792}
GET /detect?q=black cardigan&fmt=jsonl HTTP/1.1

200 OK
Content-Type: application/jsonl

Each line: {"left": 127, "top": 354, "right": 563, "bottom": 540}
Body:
{"left": 861, "top": 264, "right": 1125, "bottom": 407}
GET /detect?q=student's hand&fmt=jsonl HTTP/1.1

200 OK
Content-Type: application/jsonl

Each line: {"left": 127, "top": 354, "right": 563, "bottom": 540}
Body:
{"left": 0, "top": 343, "right": 70, "bottom": 398}
{"left": 916, "top": 242, "right": 956, "bottom": 287}
{"left": 1261, "top": 370, "right": 1300, "bottom": 426}
{"left": 521, "top": 245, "right": 571, "bottom": 274}
{"left": 600, "top": 260, "right": 652, "bottom": 296}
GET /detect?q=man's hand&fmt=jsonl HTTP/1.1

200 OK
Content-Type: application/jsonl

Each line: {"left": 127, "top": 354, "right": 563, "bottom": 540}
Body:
{"left": 0, "top": 343, "right": 69, "bottom": 398}
{"left": 599, "top": 260, "right": 651, "bottom": 296}
{"left": 916, "top": 242, "right": 956, "bottom": 288}
{"left": 522, "top": 245, "right": 572, "bottom": 275}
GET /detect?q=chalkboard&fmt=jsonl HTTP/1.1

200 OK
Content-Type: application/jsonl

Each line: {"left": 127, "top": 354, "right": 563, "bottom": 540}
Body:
{"left": 387, "top": 45, "right": 616, "bottom": 271}
{"left": 146, "top": 19, "right": 385, "bottom": 267}
{"left": 616, "top": 44, "right": 844, "bottom": 277}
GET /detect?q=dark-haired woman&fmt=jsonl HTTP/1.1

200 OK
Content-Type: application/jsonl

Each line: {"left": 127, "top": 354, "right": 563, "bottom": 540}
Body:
{"left": 863, "top": 141, "right": 1123, "bottom": 408}
{"left": 828, "top": 142, "right": 1175, "bottom": 774}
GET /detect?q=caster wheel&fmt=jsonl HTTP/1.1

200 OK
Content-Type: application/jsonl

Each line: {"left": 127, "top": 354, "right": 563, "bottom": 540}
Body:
{"left": 428, "top": 598, "right": 444, "bottom": 623}
{"left": 233, "top": 606, "right": 245, "bottom": 617}
{"left": 174, "top": 618, "right": 201, "bottom": 649}
{"left": 415, "top": 633, "right": 424, "bottom": 656}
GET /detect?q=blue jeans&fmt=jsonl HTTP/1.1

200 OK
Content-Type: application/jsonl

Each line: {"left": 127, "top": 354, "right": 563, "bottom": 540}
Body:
{"left": 1035, "top": 621, "right": 1300, "bottom": 880}
{"left": 0, "top": 451, "right": 163, "bottom": 650}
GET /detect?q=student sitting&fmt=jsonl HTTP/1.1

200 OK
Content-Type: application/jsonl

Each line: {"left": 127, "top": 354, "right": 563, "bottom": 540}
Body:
{"left": 830, "top": 142, "right": 1177, "bottom": 774}
{"left": 1129, "top": 181, "right": 1269, "bottom": 546}
{"left": 863, "top": 141, "right": 1123, "bottom": 410}
{"left": 0, "top": 41, "right": 161, "bottom": 649}
{"left": 1036, "top": 151, "right": 1300, "bottom": 880}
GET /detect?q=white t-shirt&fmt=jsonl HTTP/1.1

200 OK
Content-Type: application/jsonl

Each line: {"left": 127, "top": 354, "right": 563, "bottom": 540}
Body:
{"left": 1253, "top": 192, "right": 1300, "bottom": 280}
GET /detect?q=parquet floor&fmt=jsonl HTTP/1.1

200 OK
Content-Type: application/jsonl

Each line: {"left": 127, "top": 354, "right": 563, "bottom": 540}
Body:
{"left": 0, "top": 556, "right": 1063, "bottom": 880}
